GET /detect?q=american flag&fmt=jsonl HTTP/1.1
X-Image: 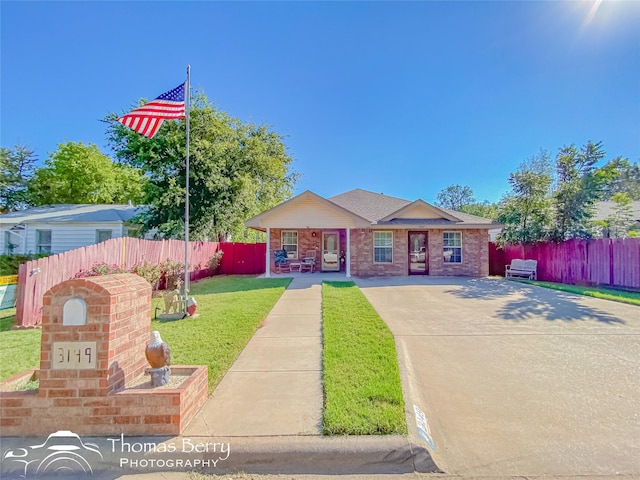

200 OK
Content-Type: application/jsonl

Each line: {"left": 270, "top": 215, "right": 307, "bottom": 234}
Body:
{"left": 117, "top": 83, "right": 185, "bottom": 138}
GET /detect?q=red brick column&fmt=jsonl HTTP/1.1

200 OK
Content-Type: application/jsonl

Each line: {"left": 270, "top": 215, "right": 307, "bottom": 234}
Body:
{"left": 38, "top": 274, "right": 151, "bottom": 398}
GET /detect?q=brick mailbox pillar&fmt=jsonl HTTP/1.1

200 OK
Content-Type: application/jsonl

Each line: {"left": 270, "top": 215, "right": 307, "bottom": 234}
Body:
{"left": 38, "top": 274, "right": 151, "bottom": 399}
{"left": 1, "top": 274, "right": 209, "bottom": 436}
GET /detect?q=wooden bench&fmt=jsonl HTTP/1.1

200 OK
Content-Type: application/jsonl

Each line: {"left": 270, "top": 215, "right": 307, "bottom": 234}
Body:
{"left": 505, "top": 259, "right": 537, "bottom": 280}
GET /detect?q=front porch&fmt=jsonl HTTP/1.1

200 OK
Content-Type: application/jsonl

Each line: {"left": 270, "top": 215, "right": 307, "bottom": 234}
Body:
{"left": 266, "top": 227, "right": 352, "bottom": 278}
{"left": 258, "top": 270, "right": 350, "bottom": 281}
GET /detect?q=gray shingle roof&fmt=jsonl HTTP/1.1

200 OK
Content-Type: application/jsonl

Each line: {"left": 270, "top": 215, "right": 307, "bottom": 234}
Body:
{"left": 329, "top": 188, "right": 498, "bottom": 226}
{"left": 594, "top": 201, "right": 640, "bottom": 221}
{"left": 328, "top": 189, "right": 411, "bottom": 222}
{"left": 0, "top": 204, "right": 145, "bottom": 224}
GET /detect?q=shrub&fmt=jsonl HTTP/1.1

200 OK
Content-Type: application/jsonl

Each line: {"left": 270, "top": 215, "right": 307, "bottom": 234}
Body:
{"left": 0, "top": 254, "right": 50, "bottom": 276}
{"left": 207, "top": 251, "right": 223, "bottom": 275}
{"left": 160, "top": 259, "right": 185, "bottom": 290}
{"left": 74, "top": 262, "right": 127, "bottom": 278}
{"left": 131, "top": 261, "right": 162, "bottom": 289}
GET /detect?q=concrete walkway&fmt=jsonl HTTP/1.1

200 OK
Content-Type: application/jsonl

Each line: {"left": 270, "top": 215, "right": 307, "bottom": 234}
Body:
{"left": 184, "top": 276, "right": 324, "bottom": 437}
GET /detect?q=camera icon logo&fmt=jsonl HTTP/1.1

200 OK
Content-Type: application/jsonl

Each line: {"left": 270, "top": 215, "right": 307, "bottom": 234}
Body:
{"left": 2, "top": 430, "right": 103, "bottom": 478}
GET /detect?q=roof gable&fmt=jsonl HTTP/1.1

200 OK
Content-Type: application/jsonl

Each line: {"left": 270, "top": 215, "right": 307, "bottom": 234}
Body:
{"left": 381, "top": 199, "right": 461, "bottom": 222}
{"left": 245, "top": 190, "right": 371, "bottom": 229}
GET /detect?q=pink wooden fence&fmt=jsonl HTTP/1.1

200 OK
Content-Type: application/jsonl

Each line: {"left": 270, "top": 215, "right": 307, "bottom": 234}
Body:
{"left": 15, "top": 238, "right": 266, "bottom": 327}
{"left": 489, "top": 238, "right": 640, "bottom": 289}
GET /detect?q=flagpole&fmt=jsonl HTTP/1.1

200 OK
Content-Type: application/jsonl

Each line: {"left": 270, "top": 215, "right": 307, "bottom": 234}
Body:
{"left": 184, "top": 65, "right": 191, "bottom": 316}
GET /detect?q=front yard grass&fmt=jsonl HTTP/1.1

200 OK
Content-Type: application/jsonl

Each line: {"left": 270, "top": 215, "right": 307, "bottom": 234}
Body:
{"left": 151, "top": 275, "right": 291, "bottom": 391}
{"left": 0, "top": 276, "right": 291, "bottom": 392}
{"left": 0, "top": 308, "right": 42, "bottom": 381}
{"left": 516, "top": 280, "right": 640, "bottom": 307}
{"left": 322, "top": 281, "right": 407, "bottom": 435}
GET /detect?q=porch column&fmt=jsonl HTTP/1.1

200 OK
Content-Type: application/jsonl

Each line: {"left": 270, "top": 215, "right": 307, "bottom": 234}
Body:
{"left": 265, "top": 228, "right": 271, "bottom": 278}
{"left": 346, "top": 227, "right": 351, "bottom": 278}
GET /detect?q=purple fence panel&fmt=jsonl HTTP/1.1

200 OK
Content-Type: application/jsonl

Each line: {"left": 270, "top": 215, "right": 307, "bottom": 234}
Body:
{"left": 14, "top": 239, "right": 266, "bottom": 327}
{"left": 490, "top": 238, "right": 640, "bottom": 289}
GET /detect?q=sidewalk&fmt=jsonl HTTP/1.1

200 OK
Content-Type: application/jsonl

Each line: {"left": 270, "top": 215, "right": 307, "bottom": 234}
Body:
{"left": 184, "top": 276, "right": 324, "bottom": 436}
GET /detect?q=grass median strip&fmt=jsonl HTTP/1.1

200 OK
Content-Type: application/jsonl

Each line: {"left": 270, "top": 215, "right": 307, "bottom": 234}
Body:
{"left": 322, "top": 281, "right": 407, "bottom": 435}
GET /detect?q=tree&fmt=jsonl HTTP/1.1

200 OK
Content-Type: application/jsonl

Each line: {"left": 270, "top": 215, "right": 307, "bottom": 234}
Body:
{"left": 459, "top": 201, "right": 499, "bottom": 220}
{"left": 496, "top": 150, "right": 554, "bottom": 245}
{"left": 106, "top": 91, "right": 298, "bottom": 241}
{"left": 551, "top": 141, "right": 618, "bottom": 241}
{"left": 26, "top": 141, "right": 146, "bottom": 206}
{"left": 435, "top": 184, "right": 475, "bottom": 211}
{"left": 0, "top": 145, "right": 38, "bottom": 212}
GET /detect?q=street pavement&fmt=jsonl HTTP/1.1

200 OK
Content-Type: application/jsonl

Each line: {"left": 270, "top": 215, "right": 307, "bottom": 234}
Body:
{"left": 354, "top": 276, "right": 640, "bottom": 477}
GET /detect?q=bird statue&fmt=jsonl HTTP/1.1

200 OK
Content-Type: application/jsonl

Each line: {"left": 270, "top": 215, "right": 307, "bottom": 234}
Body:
{"left": 145, "top": 330, "right": 171, "bottom": 369}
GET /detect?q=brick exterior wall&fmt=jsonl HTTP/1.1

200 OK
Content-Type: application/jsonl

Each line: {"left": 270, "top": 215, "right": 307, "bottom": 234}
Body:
{"left": 0, "top": 274, "right": 208, "bottom": 436}
{"left": 268, "top": 228, "right": 489, "bottom": 277}
{"left": 349, "top": 228, "right": 489, "bottom": 277}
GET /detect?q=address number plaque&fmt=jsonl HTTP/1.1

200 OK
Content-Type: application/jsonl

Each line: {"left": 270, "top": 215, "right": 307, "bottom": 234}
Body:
{"left": 52, "top": 342, "right": 97, "bottom": 370}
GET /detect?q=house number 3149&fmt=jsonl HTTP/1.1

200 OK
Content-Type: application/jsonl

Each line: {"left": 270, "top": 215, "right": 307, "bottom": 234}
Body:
{"left": 52, "top": 342, "right": 97, "bottom": 370}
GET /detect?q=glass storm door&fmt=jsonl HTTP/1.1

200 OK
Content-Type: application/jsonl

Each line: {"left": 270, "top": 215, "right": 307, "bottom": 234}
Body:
{"left": 322, "top": 232, "right": 340, "bottom": 271}
{"left": 408, "top": 232, "right": 428, "bottom": 275}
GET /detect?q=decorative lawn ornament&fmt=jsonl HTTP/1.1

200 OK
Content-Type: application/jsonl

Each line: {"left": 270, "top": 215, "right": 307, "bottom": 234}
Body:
{"left": 145, "top": 330, "right": 171, "bottom": 386}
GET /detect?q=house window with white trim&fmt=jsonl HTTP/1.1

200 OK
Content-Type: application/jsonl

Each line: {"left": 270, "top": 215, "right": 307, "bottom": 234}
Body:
{"left": 443, "top": 231, "right": 462, "bottom": 263}
{"left": 281, "top": 230, "right": 298, "bottom": 259}
{"left": 373, "top": 231, "right": 393, "bottom": 263}
{"left": 36, "top": 229, "right": 52, "bottom": 254}
{"left": 96, "top": 229, "right": 112, "bottom": 243}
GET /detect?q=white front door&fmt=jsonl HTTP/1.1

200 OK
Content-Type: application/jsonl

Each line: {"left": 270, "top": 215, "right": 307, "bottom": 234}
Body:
{"left": 322, "top": 232, "right": 340, "bottom": 271}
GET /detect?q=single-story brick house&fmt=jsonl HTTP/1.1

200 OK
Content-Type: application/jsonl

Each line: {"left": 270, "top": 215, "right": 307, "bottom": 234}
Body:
{"left": 245, "top": 188, "right": 501, "bottom": 277}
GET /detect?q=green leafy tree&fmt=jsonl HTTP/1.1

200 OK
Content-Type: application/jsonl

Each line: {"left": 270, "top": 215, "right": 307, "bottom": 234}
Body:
{"left": 551, "top": 141, "right": 619, "bottom": 241}
{"left": 27, "top": 141, "right": 146, "bottom": 205}
{"left": 497, "top": 150, "right": 554, "bottom": 245}
{"left": 459, "top": 201, "right": 499, "bottom": 220}
{"left": 0, "top": 145, "right": 38, "bottom": 212}
{"left": 435, "top": 184, "right": 475, "bottom": 211}
{"left": 106, "top": 91, "right": 298, "bottom": 241}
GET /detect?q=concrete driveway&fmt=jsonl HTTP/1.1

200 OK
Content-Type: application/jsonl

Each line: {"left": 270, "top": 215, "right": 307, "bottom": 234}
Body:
{"left": 353, "top": 277, "right": 640, "bottom": 477}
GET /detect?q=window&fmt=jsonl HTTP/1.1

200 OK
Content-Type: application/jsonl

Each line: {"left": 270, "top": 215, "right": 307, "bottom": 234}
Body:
{"left": 5, "top": 231, "right": 18, "bottom": 254}
{"left": 96, "top": 229, "right": 112, "bottom": 243}
{"left": 281, "top": 230, "right": 298, "bottom": 259}
{"left": 373, "top": 231, "right": 393, "bottom": 263}
{"left": 36, "top": 230, "right": 52, "bottom": 254}
{"left": 443, "top": 231, "right": 462, "bottom": 263}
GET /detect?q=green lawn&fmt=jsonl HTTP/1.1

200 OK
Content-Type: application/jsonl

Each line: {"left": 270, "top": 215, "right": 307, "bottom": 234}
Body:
{"left": 0, "top": 276, "right": 291, "bottom": 391}
{"left": 152, "top": 276, "right": 291, "bottom": 391}
{"left": 322, "top": 281, "right": 407, "bottom": 435}
{"left": 515, "top": 279, "right": 640, "bottom": 306}
{"left": 0, "top": 307, "right": 42, "bottom": 381}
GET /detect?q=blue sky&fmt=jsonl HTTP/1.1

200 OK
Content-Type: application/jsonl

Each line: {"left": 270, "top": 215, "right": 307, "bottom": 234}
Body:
{"left": 2, "top": 1, "right": 639, "bottom": 204}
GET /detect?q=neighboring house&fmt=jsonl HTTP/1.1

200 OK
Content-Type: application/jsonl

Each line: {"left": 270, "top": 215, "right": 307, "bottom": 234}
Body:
{"left": 245, "top": 188, "right": 501, "bottom": 277}
{"left": 0, "top": 204, "right": 145, "bottom": 255}
{"left": 593, "top": 200, "right": 640, "bottom": 237}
